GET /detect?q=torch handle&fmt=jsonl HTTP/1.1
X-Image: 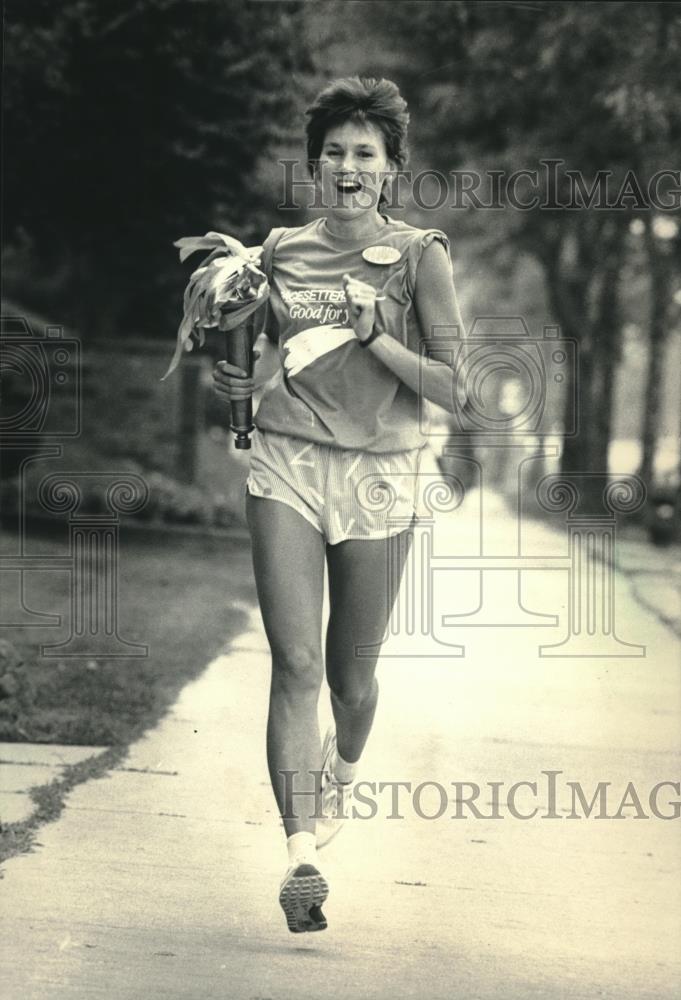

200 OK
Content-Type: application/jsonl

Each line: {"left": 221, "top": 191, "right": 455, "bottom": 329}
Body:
{"left": 225, "top": 318, "right": 255, "bottom": 450}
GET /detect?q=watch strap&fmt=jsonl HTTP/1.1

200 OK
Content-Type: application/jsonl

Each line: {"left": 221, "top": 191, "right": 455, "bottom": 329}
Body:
{"left": 358, "top": 327, "right": 383, "bottom": 349}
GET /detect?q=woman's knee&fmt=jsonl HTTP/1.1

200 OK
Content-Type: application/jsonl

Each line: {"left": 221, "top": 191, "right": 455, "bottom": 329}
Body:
{"left": 328, "top": 673, "right": 378, "bottom": 712}
{"left": 271, "top": 643, "right": 323, "bottom": 694}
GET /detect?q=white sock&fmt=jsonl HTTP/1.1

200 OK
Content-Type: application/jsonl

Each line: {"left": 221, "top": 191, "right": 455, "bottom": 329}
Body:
{"left": 286, "top": 831, "right": 317, "bottom": 867}
{"left": 333, "top": 748, "right": 357, "bottom": 785}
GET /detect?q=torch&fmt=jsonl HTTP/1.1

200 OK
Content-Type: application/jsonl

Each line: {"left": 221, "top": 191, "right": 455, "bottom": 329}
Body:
{"left": 161, "top": 231, "right": 269, "bottom": 450}
{"left": 223, "top": 312, "right": 255, "bottom": 449}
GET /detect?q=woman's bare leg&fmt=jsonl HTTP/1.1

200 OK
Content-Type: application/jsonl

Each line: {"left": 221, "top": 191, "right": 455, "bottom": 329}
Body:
{"left": 246, "top": 494, "right": 326, "bottom": 836}
{"left": 325, "top": 527, "right": 413, "bottom": 764}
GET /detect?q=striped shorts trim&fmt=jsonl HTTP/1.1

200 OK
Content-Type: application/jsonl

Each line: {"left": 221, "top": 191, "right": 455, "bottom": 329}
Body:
{"left": 245, "top": 428, "right": 424, "bottom": 545}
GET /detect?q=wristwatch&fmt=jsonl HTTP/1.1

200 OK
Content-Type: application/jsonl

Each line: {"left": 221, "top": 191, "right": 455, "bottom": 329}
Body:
{"left": 359, "top": 327, "right": 383, "bottom": 349}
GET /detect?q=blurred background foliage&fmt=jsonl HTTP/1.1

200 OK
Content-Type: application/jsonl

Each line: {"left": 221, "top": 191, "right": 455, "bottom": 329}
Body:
{"left": 3, "top": 0, "right": 314, "bottom": 337}
{"left": 355, "top": 0, "right": 681, "bottom": 489}
{"left": 2, "top": 0, "right": 680, "bottom": 522}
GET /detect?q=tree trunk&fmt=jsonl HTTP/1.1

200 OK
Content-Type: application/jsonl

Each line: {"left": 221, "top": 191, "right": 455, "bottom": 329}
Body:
{"left": 638, "top": 221, "right": 673, "bottom": 490}
{"left": 541, "top": 234, "right": 593, "bottom": 480}
{"left": 588, "top": 219, "right": 628, "bottom": 477}
{"left": 540, "top": 216, "right": 627, "bottom": 512}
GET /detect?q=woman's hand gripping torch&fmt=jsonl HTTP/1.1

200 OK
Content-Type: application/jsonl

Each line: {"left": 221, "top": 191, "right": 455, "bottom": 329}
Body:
{"left": 161, "top": 231, "right": 270, "bottom": 449}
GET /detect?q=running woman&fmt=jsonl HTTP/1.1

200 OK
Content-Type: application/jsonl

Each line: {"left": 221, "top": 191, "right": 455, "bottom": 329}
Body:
{"left": 212, "top": 76, "right": 465, "bottom": 933}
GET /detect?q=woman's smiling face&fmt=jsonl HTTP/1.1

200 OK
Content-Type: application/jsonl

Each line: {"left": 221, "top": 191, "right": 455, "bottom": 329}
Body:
{"left": 317, "top": 120, "right": 394, "bottom": 219}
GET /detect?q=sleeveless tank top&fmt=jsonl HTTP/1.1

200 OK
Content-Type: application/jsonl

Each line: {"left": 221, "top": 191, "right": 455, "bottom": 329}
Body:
{"left": 254, "top": 214, "right": 450, "bottom": 453}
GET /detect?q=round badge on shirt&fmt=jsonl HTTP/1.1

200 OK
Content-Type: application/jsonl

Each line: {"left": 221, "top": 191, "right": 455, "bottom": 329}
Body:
{"left": 362, "top": 245, "right": 402, "bottom": 265}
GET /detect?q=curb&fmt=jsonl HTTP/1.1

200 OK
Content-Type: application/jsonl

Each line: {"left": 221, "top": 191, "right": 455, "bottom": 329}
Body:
{"left": 1, "top": 511, "right": 251, "bottom": 545}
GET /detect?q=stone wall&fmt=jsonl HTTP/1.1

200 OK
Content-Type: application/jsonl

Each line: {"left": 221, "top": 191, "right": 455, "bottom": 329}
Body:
{"left": 79, "top": 337, "right": 204, "bottom": 482}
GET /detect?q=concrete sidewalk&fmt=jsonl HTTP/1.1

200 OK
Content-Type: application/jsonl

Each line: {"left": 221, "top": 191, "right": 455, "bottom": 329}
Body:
{"left": 0, "top": 744, "right": 108, "bottom": 825}
{"left": 1, "top": 496, "right": 680, "bottom": 1000}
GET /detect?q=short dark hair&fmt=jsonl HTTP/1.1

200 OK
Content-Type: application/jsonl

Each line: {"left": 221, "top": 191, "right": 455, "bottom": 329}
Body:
{"left": 305, "top": 76, "right": 409, "bottom": 202}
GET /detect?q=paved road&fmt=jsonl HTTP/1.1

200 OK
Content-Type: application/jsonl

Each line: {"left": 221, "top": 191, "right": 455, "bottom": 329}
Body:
{"left": 1, "top": 490, "right": 680, "bottom": 1000}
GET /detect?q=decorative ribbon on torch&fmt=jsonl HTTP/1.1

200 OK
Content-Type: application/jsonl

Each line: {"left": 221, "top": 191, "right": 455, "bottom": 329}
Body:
{"left": 161, "top": 231, "right": 270, "bottom": 449}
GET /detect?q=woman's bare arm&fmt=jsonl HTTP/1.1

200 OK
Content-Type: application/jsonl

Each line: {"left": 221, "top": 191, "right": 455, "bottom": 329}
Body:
{"left": 354, "top": 240, "right": 466, "bottom": 413}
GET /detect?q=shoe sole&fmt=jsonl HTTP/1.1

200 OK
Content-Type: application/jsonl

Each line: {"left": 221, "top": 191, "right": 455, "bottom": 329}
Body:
{"left": 279, "top": 863, "right": 329, "bottom": 934}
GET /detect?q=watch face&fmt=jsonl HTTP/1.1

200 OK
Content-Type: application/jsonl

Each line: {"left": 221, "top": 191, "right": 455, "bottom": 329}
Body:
{"left": 362, "top": 245, "right": 402, "bottom": 265}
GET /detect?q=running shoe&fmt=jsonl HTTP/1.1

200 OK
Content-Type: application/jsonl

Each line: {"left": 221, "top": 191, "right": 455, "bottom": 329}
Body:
{"left": 316, "top": 725, "right": 354, "bottom": 850}
{"left": 278, "top": 862, "right": 329, "bottom": 933}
